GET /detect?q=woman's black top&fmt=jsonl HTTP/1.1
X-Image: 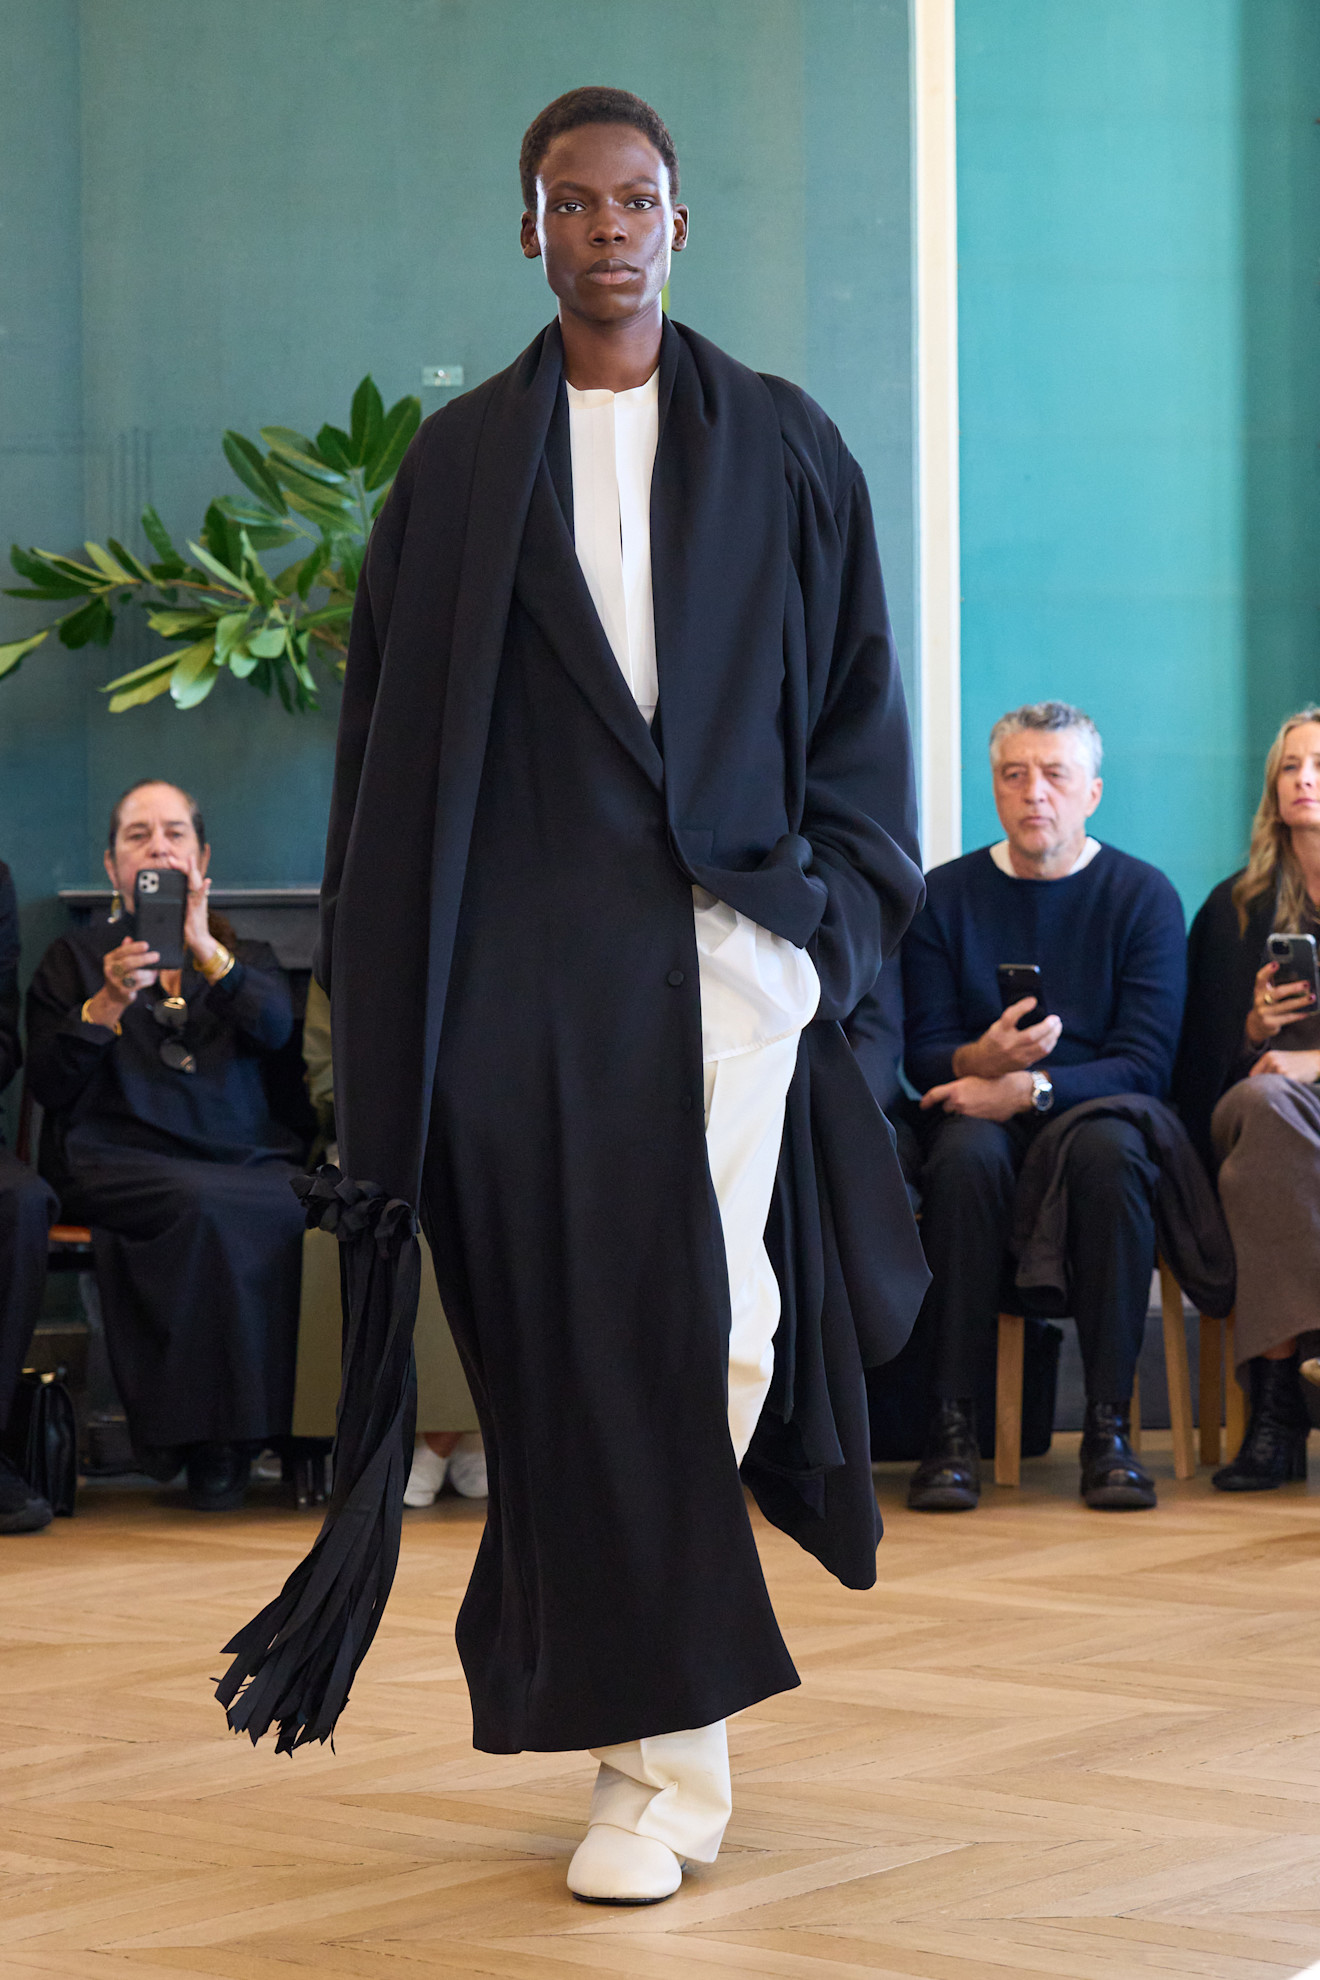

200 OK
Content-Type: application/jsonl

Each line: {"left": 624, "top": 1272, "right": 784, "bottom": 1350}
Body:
{"left": 25, "top": 915, "right": 299, "bottom": 1192}
{"left": 1174, "top": 872, "right": 1320, "bottom": 1168}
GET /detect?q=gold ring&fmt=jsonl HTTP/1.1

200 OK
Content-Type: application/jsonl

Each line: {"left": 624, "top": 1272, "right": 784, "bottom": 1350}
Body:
{"left": 1264, "top": 991, "right": 1273, "bottom": 1005}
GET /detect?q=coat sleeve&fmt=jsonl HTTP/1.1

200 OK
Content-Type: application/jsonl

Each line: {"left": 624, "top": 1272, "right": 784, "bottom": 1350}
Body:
{"left": 24, "top": 938, "right": 111, "bottom": 1113}
{"left": 1173, "top": 879, "right": 1258, "bottom": 1168}
{"left": 0, "top": 864, "right": 20, "bottom": 1096}
{"left": 802, "top": 463, "right": 925, "bottom": 1023}
{"left": 201, "top": 941, "right": 294, "bottom": 1053}
{"left": 315, "top": 440, "right": 419, "bottom": 995}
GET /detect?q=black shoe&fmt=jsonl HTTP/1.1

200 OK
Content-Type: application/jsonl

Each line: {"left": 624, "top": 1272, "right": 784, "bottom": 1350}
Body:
{"left": 908, "top": 1400, "right": 981, "bottom": 1511}
{"left": 1213, "top": 1356, "right": 1309, "bottom": 1492}
{"left": 1080, "top": 1401, "right": 1157, "bottom": 1510}
{"left": 134, "top": 1442, "right": 185, "bottom": 1484}
{"left": 185, "top": 1442, "right": 250, "bottom": 1512}
{"left": 0, "top": 1452, "right": 53, "bottom": 1534}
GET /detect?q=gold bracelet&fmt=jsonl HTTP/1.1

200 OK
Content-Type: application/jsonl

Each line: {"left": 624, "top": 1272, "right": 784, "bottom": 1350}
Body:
{"left": 198, "top": 944, "right": 236, "bottom": 986}
{"left": 80, "top": 997, "right": 122, "bottom": 1037}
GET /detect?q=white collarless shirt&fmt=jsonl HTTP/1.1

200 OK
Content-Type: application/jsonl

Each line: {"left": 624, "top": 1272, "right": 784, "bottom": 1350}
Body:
{"left": 565, "top": 373, "right": 820, "bottom": 1062}
{"left": 989, "top": 837, "right": 1102, "bottom": 878}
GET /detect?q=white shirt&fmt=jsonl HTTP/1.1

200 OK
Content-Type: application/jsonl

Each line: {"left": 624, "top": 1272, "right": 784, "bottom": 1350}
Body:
{"left": 990, "top": 836, "right": 1102, "bottom": 878}
{"left": 566, "top": 373, "right": 820, "bottom": 1061}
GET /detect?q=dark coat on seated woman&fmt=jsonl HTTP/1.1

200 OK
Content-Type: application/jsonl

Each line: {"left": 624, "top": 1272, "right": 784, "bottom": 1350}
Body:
{"left": 0, "top": 860, "right": 57, "bottom": 1433}
{"left": 25, "top": 916, "right": 305, "bottom": 1450}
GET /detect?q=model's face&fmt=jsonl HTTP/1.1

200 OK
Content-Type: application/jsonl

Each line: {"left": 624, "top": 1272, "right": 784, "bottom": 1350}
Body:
{"left": 992, "top": 728, "right": 1102, "bottom": 862}
{"left": 103, "top": 783, "right": 209, "bottom": 897}
{"left": 520, "top": 122, "right": 687, "bottom": 329}
{"left": 1276, "top": 722, "right": 1320, "bottom": 831}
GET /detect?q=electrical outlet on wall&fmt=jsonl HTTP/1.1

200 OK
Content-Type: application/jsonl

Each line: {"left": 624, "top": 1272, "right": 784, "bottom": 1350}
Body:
{"left": 421, "top": 365, "right": 464, "bottom": 388}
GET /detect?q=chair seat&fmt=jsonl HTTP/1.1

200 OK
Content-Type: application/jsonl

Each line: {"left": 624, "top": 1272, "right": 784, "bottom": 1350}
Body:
{"left": 49, "top": 1224, "right": 92, "bottom": 1247}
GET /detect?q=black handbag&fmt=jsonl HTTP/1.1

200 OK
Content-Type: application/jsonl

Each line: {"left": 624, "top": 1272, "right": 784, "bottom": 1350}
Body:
{"left": 3, "top": 1370, "right": 78, "bottom": 1516}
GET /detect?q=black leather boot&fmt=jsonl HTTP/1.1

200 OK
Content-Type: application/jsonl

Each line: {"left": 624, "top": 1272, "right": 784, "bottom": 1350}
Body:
{"left": 185, "top": 1442, "right": 250, "bottom": 1512}
{"left": 1213, "top": 1355, "right": 1309, "bottom": 1491}
{"left": 908, "top": 1400, "right": 981, "bottom": 1511}
{"left": 1080, "top": 1401, "right": 1157, "bottom": 1509}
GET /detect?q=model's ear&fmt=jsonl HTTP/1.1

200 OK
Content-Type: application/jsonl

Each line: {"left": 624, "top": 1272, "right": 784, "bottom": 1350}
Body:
{"left": 520, "top": 212, "right": 542, "bottom": 260}
{"left": 671, "top": 204, "right": 689, "bottom": 253}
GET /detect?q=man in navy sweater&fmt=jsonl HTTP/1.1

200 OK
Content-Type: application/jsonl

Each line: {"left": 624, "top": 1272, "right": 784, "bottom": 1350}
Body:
{"left": 900, "top": 702, "right": 1185, "bottom": 1512}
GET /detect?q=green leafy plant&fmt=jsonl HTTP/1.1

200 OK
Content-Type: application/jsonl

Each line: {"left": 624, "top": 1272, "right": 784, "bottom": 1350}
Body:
{"left": 0, "top": 377, "right": 420, "bottom": 713}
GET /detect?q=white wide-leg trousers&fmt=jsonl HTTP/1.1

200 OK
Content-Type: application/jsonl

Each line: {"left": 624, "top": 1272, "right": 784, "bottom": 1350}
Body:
{"left": 586, "top": 1030, "right": 802, "bottom": 1863}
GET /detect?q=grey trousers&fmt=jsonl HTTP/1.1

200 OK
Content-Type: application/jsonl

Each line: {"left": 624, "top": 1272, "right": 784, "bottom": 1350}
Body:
{"left": 1212, "top": 1073, "right": 1320, "bottom": 1365}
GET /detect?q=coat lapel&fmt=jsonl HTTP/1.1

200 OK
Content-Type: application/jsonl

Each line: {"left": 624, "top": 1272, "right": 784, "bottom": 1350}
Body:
{"left": 650, "top": 320, "right": 789, "bottom": 834}
{"left": 514, "top": 458, "right": 664, "bottom": 793}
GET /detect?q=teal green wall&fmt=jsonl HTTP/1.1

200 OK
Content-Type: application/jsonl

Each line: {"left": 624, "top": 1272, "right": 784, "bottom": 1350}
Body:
{"left": 957, "top": 0, "right": 1320, "bottom": 913}
{"left": 0, "top": 0, "right": 914, "bottom": 927}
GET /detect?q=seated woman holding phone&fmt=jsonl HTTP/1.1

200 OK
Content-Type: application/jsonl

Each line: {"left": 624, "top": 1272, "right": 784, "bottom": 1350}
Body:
{"left": 900, "top": 702, "right": 1186, "bottom": 1513}
{"left": 25, "top": 780, "right": 306, "bottom": 1511}
{"left": 1176, "top": 708, "right": 1320, "bottom": 1492}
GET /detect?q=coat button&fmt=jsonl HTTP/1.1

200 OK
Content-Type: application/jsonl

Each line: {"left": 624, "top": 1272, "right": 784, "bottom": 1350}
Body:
{"left": 667, "top": 969, "right": 685, "bottom": 987}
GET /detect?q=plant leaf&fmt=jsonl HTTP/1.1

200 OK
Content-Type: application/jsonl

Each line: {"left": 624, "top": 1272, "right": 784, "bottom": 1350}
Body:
{"left": 107, "top": 537, "right": 154, "bottom": 584}
{"left": 223, "top": 431, "right": 288, "bottom": 512}
{"left": 185, "top": 538, "right": 251, "bottom": 596}
{"left": 350, "top": 377, "right": 384, "bottom": 463}
{"left": 299, "top": 603, "right": 352, "bottom": 630}
{"left": 103, "top": 650, "right": 181, "bottom": 692}
{"left": 108, "top": 669, "right": 176, "bottom": 713}
{"left": 0, "top": 630, "right": 48, "bottom": 679}
{"left": 140, "top": 506, "right": 180, "bottom": 563}
{"left": 58, "top": 596, "right": 116, "bottom": 648}
{"left": 169, "top": 637, "right": 220, "bottom": 707}
{"left": 84, "top": 542, "right": 136, "bottom": 584}
{"left": 8, "top": 546, "right": 97, "bottom": 597}
{"left": 146, "top": 608, "right": 220, "bottom": 637}
{"left": 228, "top": 646, "right": 260, "bottom": 678}
{"left": 315, "top": 424, "right": 355, "bottom": 472}
{"left": 260, "top": 429, "right": 346, "bottom": 485}
{"left": 245, "top": 625, "right": 287, "bottom": 658}
{"left": 212, "top": 610, "right": 252, "bottom": 669}
{"left": 363, "top": 394, "right": 421, "bottom": 489}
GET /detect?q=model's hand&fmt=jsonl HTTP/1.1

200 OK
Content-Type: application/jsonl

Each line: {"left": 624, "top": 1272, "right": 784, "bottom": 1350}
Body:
{"left": 1245, "top": 961, "right": 1315, "bottom": 1047}
{"left": 951, "top": 1000, "right": 1061, "bottom": 1079}
{"left": 183, "top": 858, "right": 219, "bottom": 971}
{"left": 1250, "top": 1047, "right": 1320, "bottom": 1084}
{"left": 920, "top": 1071, "right": 1035, "bottom": 1120}
{"left": 86, "top": 936, "right": 160, "bottom": 1027}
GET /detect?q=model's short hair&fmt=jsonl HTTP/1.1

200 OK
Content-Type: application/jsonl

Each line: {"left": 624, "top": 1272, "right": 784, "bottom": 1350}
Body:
{"left": 989, "top": 701, "right": 1103, "bottom": 776}
{"left": 519, "top": 86, "right": 679, "bottom": 209}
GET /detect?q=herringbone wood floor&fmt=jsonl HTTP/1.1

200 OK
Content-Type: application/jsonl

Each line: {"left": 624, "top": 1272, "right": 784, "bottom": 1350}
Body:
{"left": 3, "top": 1436, "right": 1320, "bottom": 1978}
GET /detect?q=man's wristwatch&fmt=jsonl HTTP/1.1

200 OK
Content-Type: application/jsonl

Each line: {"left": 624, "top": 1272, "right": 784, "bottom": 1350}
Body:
{"left": 1029, "top": 1070, "right": 1055, "bottom": 1113}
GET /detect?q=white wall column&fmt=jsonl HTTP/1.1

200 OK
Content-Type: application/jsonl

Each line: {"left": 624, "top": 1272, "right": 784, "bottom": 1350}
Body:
{"left": 913, "top": 0, "right": 962, "bottom": 867}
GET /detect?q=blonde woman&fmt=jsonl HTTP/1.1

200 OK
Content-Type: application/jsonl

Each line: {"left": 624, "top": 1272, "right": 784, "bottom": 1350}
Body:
{"left": 1175, "top": 707, "right": 1320, "bottom": 1489}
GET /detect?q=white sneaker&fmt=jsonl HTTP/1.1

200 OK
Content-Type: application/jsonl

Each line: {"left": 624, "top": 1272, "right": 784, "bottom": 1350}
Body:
{"left": 446, "top": 1434, "right": 487, "bottom": 1499}
{"left": 403, "top": 1438, "right": 448, "bottom": 1508}
{"left": 567, "top": 1823, "right": 683, "bottom": 1905}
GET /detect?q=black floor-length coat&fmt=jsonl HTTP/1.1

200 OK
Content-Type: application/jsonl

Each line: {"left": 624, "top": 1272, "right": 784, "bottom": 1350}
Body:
{"left": 220, "top": 319, "right": 929, "bottom": 1756}
{"left": 27, "top": 921, "right": 305, "bottom": 1448}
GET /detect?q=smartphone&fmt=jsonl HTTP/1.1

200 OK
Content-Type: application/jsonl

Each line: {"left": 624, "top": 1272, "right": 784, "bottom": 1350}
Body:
{"left": 996, "top": 962, "right": 1050, "bottom": 1030}
{"left": 1266, "top": 931, "right": 1319, "bottom": 1004}
{"left": 133, "top": 867, "right": 187, "bottom": 970}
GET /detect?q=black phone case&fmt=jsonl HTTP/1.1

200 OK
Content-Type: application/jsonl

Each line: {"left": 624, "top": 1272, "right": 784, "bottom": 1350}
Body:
{"left": 133, "top": 868, "right": 187, "bottom": 970}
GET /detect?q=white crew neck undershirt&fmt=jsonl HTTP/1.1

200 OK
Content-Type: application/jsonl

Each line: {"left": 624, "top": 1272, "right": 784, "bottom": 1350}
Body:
{"left": 564, "top": 370, "right": 820, "bottom": 1062}
{"left": 990, "top": 836, "right": 1102, "bottom": 879}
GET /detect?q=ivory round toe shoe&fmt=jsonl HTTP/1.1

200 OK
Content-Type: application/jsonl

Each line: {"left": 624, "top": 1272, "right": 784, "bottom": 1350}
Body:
{"left": 567, "top": 1823, "right": 684, "bottom": 1905}
{"left": 403, "top": 1439, "right": 448, "bottom": 1508}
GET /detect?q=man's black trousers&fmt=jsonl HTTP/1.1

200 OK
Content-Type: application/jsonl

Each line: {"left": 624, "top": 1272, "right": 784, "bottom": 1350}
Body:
{"left": 916, "top": 1110, "right": 1159, "bottom": 1406}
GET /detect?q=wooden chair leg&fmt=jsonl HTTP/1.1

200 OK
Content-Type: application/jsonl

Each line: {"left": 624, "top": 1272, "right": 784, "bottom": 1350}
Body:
{"left": 1199, "top": 1313, "right": 1222, "bottom": 1466}
{"left": 995, "top": 1312, "right": 1025, "bottom": 1487}
{"left": 1225, "top": 1313, "right": 1246, "bottom": 1461}
{"left": 1158, "top": 1257, "right": 1196, "bottom": 1480}
{"left": 1130, "top": 1366, "right": 1142, "bottom": 1451}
